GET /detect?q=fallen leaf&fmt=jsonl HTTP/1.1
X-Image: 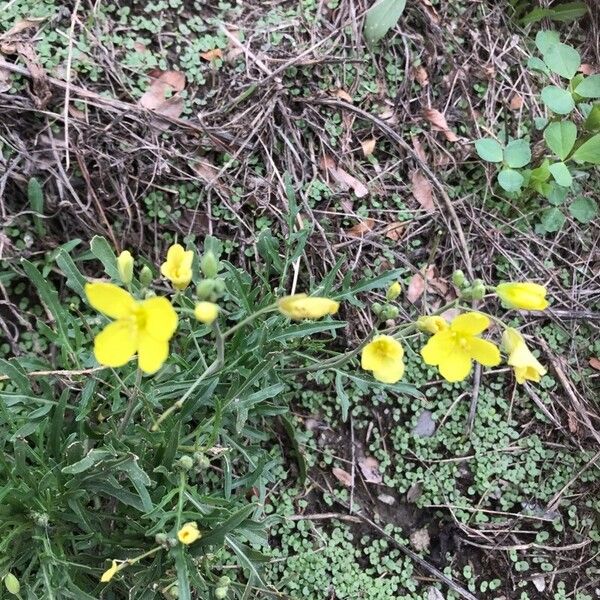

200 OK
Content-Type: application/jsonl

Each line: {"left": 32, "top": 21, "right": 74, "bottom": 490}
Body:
{"left": 419, "top": 0, "right": 441, "bottom": 24}
{"left": 15, "top": 43, "right": 51, "bottom": 109}
{"left": 413, "top": 65, "right": 429, "bottom": 86}
{"left": 532, "top": 577, "right": 546, "bottom": 593}
{"left": 589, "top": 357, "right": 600, "bottom": 371}
{"left": 358, "top": 456, "right": 382, "bottom": 484}
{"left": 333, "top": 88, "right": 353, "bottom": 103}
{"left": 411, "top": 169, "right": 436, "bottom": 213}
{"left": 361, "top": 138, "right": 376, "bottom": 156}
{"left": 200, "top": 48, "right": 223, "bottom": 61}
{"left": 320, "top": 154, "right": 369, "bottom": 198}
{"left": 580, "top": 64, "right": 595, "bottom": 75}
{"left": 378, "top": 493, "right": 395, "bottom": 505}
{"left": 332, "top": 467, "right": 353, "bottom": 487}
{"left": 139, "top": 70, "right": 186, "bottom": 119}
{"left": 133, "top": 42, "right": 148, "bottom": 53}
{"left": 347, "top": 218, "right": 375, "bottom": 238}
{"left": 567, "top": 411, "right": 579, "bottom": 434}
{"left": 406, "top": 482, "right": 423, "bottom": 503}
{"left": 384, "top": 221, "right": 404, "bottom": 241}
{"left": 407, "top": 265, "right": 449, "bottom": 303}
{"left": 0, "top": 66, "right": 10, "bottom": 93}
{"left": 423, "top": 108, "right": 459, "bottom": 142}
{"left": 427, "top": 587, "right": 445, "bottom": 600}
{"left": 412, "top": 410, "right": 436, "bottom": 438}
{"left": 0, "top": 17, "right": 43, "bottom": 41}
{"left": 410, "top": 527, "right": 430, "bottom": 552}
{"left": 509, "top": 94, "right": 524, "bottom": 110}
{"left": 411, "top": 136, "right": 427, "bottom": 162}
{"left": 378, "top": 106, "right": 398, "bottom": 125}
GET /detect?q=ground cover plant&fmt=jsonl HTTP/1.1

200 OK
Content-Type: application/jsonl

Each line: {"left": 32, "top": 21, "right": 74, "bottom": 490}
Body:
{"left": 0, "top": 0, "right": 599, "bottom": 599}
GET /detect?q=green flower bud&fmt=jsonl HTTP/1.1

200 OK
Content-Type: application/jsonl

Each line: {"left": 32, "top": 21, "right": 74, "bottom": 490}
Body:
{"left": 4, "top": 573, "right": 20, "bottom": 595}
{"left": 139, "top": 265, "right": 153, "bottom": 287}
{"left": 215, "top": 587, "right": 228, "bottom": 599}
{"left": 196, "top": 279, "right": 216, "bottom": 301}
{"left": 168, "top": 584, "right": 179, "bottom": 598}
{"left": 193, "top": 452, "right": 211, "bottom": 470}
{"left": 176, "top": 455, "right": 194, "bottom": 471}
{"left": 471, "top": 279, "right": 486, "bottom": 300}
{"left": 452, "top": 270, "right": 467, "bottom": 288}
{"left": 372, "top": 302, "right": 383, "bottom": 316}
{"left": 386, "top": 282, "right": 402, "bottom": 301}
{"left": 217, "top": 576, "right": 231, "bottom": 587}
{"left": 200, "top": 250, "right": 219, "bottom": 279}
{"left": 213, "top": 279, "right": 226, "bottom": 295}
{"left": 155, "top": 532, "right": 168, "bottom": 545}
{"left": 385, "top": 306, "right": 399, "bottom": 319}
{"left": 117, "top": 251, "right": 134, "bottom": 285}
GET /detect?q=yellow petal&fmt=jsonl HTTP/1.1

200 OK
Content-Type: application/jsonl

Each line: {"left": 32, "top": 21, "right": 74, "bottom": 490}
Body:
{"left": 177, "top": 522, "right": 201, "bottom": 545}
{"left": 141, "top": 297, "right": 178, "bottom": 341}
{"left": 100, "top": 560, "right": 119, "bottom": 583}
{"left": 469, "top": 338, "right": 501, "bottom": 367}
{"left": 94, "top": 321, "right": 137, "bottom": 368}
{"left": 450, "top": 312, "right": 490, "bottom": 335}
{"left": 117, "top": 251, "right": 134, "bottom": 285}
{"left": 137, "top": 333, "right": 169, "bottom": 374}
{"left": 372, "top": 359, "right": 405, "bottom": 383}
{"left": 496, "top": 282, "right": 549, "bottom": 310}
{"left": 194, "top": 301, "right": 219, "bottom": 325}
{"left": 85, "top": 282, "right": 135, "bottom": 319}
{"left": 438, "top": 350, "right": 472, "bottom": 382}
{"left": 420, "top": 330, "right": 454, "bottom": 365}
{"left": 501, "top": 327, "right": 523, "bottom": 353}
{"left": 278, "top": 294, "right": 339, "bottom": 320}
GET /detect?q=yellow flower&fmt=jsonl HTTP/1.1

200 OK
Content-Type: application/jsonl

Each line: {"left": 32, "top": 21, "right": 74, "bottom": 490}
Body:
{"left": 416, "top": 316, "right": 449, "bottom": 334}
{"left": 100, "top": 560, "right": 119, "bottom": 583}
{"left": 361, "top": 335, "right": 405, "bottom": 384}
{"left": 117, "top": 250, "right": 134, "bottom": 285}
{"left": 160, "top": 244, "right": 194, "bottom": 290}
{"left": 85, "top": 282, "right": 178, "bottom": 374}
{"left": 278, "top": 294, "right": 339, "bottom": 320}
{"left": 194, "top": 301, "right": 219, "bottom": 324}
{"left": 421, "top": 312, "right": 500, "bottom": 382}
{"left": 386, "top": 282, "right": 402, "bottom": 301}
{"left": 177, "top": 522, "right": 201, "bottom": 545}
{"left": 495, "top": 282, "right": 549, "bottom": 311}
{"left": 502, "top": 328, "right": 547, "bottom": 384}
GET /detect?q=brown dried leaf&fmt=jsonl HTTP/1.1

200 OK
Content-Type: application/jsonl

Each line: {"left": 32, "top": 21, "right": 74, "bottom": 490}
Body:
{"left": 0, "top": 17, "right": 43, "bottom": 42}
{"left": 16, "top": 43, "right": 51, "bottom": 109}
{"left": 419, "top": 0, "right": 441, "bottom": 23}
{"left": 361, "top": 138, "right": 376, "bottom": 156}
{"left": 347, "top": 218, "right": 375, "bottom": 238}
{"left": 580, "top": 64, "right": 596, "bottom": 75}
{"left": 413, "top": 65, "right": 429, "bottom": 86}
{"left": 406, "top": 482, "right": 423, "bottom": 503}
{"left": 200, "top": 48, "right": 223, "bottom": 61}
{"left": 320, "top": 154, "right": 369, "bottom": 198}
{"left": 509, "top": 94, "right": 524, "bottom": 110}
{"left": 410, "top": 527, "right": 430, "bottom": 552}
{"left": 384, "top": 222, "right": 404, "bottom": 241}
{"left": 411, "top": 136, "right": 427, "bottom": 162}
{"left": 139, "top": 70, "right": 186, "bottom": 119}
{"left": 411, "top": 170, "right": 436, "bottom": 213}
{"left": 567, "top": 411, "right": 579, "bottom": 434}
{"left": 358, "top": 456, "right": 382, "bottom": 484}
{"left": 407, "top": 265, "right": 449, "bottom": 303}
{"left": 0, "top": 66, "right": 10, "bottom": 93}
{"left": 423, "top": 108, "right": 459, "bottom": 142}
{"left": 333, "top": 89, "right": 353, "bottom": 103}
{"left": 589, "top": 357, "right": 600, "bottom": 371}
{"left": 332, "top": 467, "right": 353, "bottom": 487}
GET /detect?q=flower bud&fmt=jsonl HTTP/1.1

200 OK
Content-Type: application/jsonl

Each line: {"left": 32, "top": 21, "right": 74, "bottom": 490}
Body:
{"left": 386, "top": 282, "right": 402, "bottom": 301}
{"left": 155, "top": 532, "right": 168, "bottom": 545}
{"left": 139, "top": 265, "right": 153, "bottom": 287}
{"left": 372, "top": 302, "right": 383, "bottom": 316}
{"left": 196, "top": 279, "right": 216, "bottom": 300}
{"left": 117, "top": 251, "right": 134, "bottom": 285}
{"left": 383, "top": 306, "right": 399, "bottom": 320}
{"left": 215, "top": 587, "right": 228, "bottom": 599}
{"left": 176, "top": 455, "right": 194, "bottom": 471}
{"left": 4, "top": 573, "right": 20, "bottom": 595}
{"left": 193, "top": 452, "right": 211, "bottom": 470}
{"left": 168, "top": 584, "right": 179, "bottom": 598}
{"left": 200, "top": 250, "right": 219, "bottom": 279}
{"left": 217, "top": 576, "right": 231, "bottom": 587}
{"left": 452, "top": 269, "right": 467, "bottom": 288}
{"left": 194, "top": 302, "right": 219, "bottom": 325}
{"left": 471, "top": 279, "right": 486, "bottom": 300}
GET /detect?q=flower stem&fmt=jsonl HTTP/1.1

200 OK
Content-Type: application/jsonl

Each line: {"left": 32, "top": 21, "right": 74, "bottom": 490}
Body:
{"left": 117, "top": 369, "right": 143, "bottom": 436}
{"left": 221, "top": 303, "right": 278, "bottom": 339}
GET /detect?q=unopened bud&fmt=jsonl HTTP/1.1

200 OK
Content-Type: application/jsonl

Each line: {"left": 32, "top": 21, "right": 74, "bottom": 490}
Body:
{"left": 117, "top": 251, "right": 134, "bottom": 285}
{"left": 470, "top": 279, "right": 486, "bottom": 300}
{"left": 177, "top": 455, "right": 194, "bottom": 471}
{"left": 196, "top": 279, "right": 216, "bottom": 301}
{"left": 4, "top": 573, "right": 20, "bottom": 595}
{"left": 452, "top": 270, "right": 467, "bottom": 288}
{"left": 372, "top": 302, "right": 383, "bottom": 316}
{"left": 200, "top": 250, "right": 219, "bottom": 279}
{"left": 386, "top": 282, "right": 402, "bottom": 301}
{"left": 217, "top": 576, "right": 231, "bottom": 587}
{"left": 215, "top": 587, "right": 228, "bottom": 599}
{"left": 155, "top": 532, "right": 168, "bottom": 545}
{"left": 193, "top": 452, "right": 211, "bottom": 470}
{"left": 139, "top": 265, "right": 153, "bottom": 287}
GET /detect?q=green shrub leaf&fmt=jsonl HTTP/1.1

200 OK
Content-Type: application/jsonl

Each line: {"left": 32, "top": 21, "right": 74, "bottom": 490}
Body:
{"left": 475, "top": 138, "right": 503, "bottom": 162}
{"left": 539, "top": 207, "right": 566, "bottom": 232}
{"left": 535, "top": 30, "right": 560, "bottom": 54}
{"left": 575, "top": 74, "right": 600, "bottom": 98}
{"left": 569, "top": 196, "right": 598, "bottom": 223}
{"left": 541, "top": 86, "right": 575, "bottom": 114}
{"left": 503, "top": 139, "right": 531, "bottom": 168}
{"left": 584, "top": 104, "right": 600, "bottom": 131}
{"left": 571, "top": 133, "right": 600, "bottom": 163}
{"left": 498, "top": 168, "right": 524, "bottom": 193}
{"left": 364, "top": 0, "right": 407, "bottom": 45}
{"left": 548, "top": 162, "right": 573, "bottom": 187}
{"left": 542, "top": 42, "right": 581, "bottom": 79}
{"left": 543, "top": 120, "right": 577, "bottom": 159}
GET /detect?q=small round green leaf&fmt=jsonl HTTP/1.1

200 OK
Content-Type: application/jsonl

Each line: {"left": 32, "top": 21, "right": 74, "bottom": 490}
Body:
{"left": 541, "top": 86, "right": 575, "bottom": 114}
{"left": 539, "top": 207, "right": 566, "bottom": 232}
{"left": 535, "top": 30, "right": 560, "bottom": 54}
{"left": 498, "top": 168, "right": 524, "bottom": 193}
{"left": 527, "top": 56, "right": 550, "bottom": 75}
{"left": 503, "top": 139, "right": 531, "bottom": 168}
{"left": 575, "top": 75, "right": 600, "bottom": 98}
{"left": 548, "top": 162, "right": 573, "bottom": 187}
{"left": 542, "top": 42, "right": 581, "bottom": 79}
{"left": 547, "top": 183, "right": 569, "bottom": 205}
{"left": 569, "top": 197, "right": 598, "bottom": 223}
{"left": 543, "top": 120, "right": 577, "bottom": 159}
{"left": 571, "top": 133, "right": 600, "bottom": 164}
{"left": 474, "top": 138, "right": 503, "bottom": 162}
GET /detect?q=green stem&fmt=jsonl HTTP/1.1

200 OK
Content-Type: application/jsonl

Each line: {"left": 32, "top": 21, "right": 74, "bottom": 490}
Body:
{"left": 221, "top": 304, "right": 278, "bottom": 339}
{"left": 117, "top": 369, "right": 143, "bottom": 436}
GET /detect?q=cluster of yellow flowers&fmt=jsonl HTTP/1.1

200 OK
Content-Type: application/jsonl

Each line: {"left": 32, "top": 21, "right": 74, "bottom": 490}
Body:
{"left": 361, "top": 281, "right": 548, "bottom": 385}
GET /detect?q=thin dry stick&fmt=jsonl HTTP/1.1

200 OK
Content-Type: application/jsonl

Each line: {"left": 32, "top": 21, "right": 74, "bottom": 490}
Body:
{"left": 0, "top": 366, "right": 106, "bottom": 382}
{"left": 63, "top": 0, "right": 81, "bottom": 171}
